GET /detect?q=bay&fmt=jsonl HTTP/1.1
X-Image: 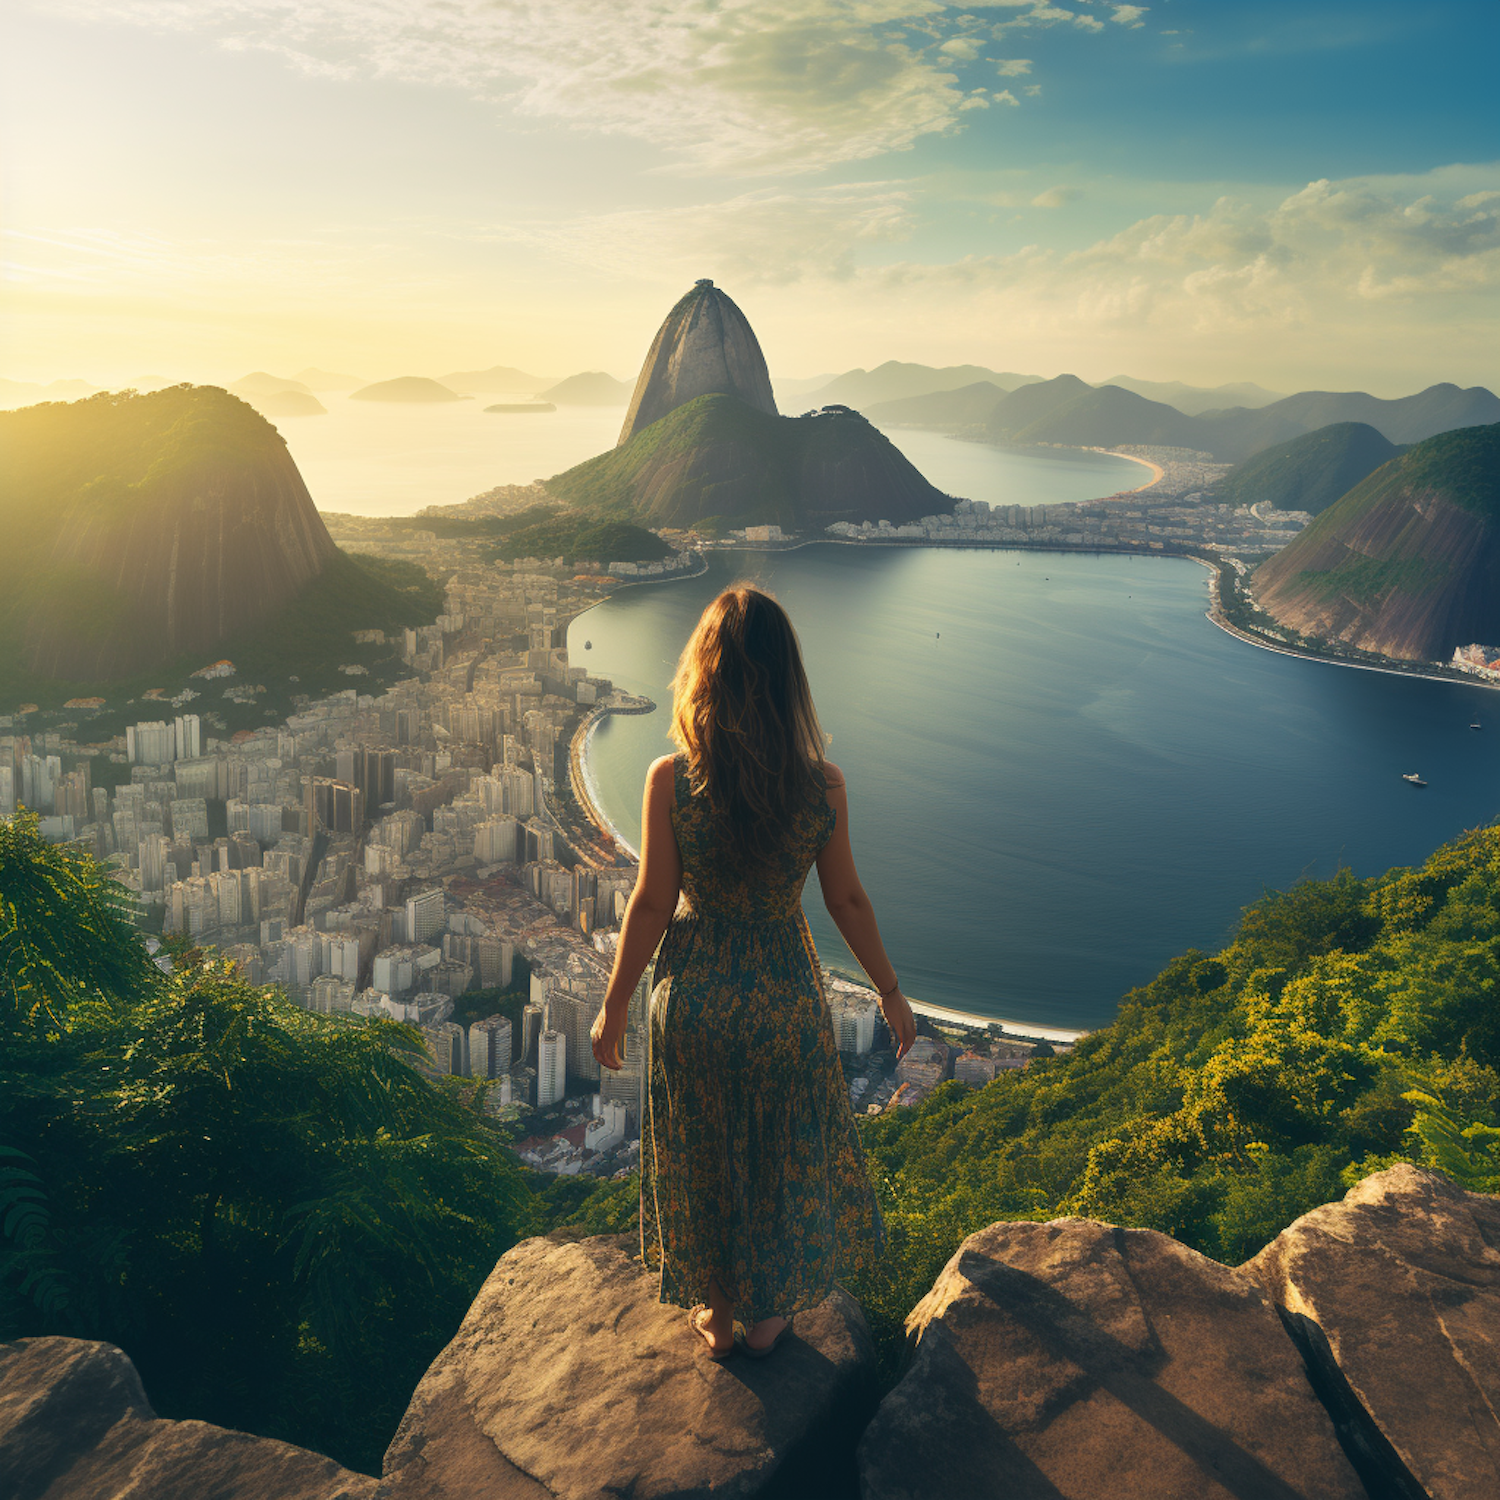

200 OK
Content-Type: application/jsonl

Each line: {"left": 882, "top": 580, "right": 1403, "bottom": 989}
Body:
{"left": 571, "top": 543, "right": 1500, "bottom": 1036}
{"left": 283, "top": 398, "right": 624, "bottom": 516}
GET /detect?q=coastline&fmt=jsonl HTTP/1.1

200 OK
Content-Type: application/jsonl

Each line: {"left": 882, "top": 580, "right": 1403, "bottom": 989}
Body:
{"left": 1192, "top": 553, "right": 1500, "bottom": 694}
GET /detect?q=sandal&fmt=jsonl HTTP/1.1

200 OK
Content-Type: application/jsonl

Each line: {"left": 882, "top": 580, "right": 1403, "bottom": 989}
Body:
{"left": 737, "top": 1318, "right": 791, "bottom": 1359}
{"left": 689, "top": 1304, "right": 735, "bottom": 1362}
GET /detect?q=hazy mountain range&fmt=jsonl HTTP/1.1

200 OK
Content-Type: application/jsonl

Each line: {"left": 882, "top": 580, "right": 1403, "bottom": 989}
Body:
{"left": 867, "top": 371, "right": 1500, "bottom": 463}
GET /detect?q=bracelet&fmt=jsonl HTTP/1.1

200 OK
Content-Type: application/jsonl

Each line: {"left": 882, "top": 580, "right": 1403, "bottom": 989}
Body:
{"left": 877, "top": 978, "right": 900, "bottom": 999}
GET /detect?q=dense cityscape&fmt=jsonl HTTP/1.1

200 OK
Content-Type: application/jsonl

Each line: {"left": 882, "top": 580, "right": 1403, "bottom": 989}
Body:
{"left": 2, "top": 524, "right": 1078, "bottom": 1183}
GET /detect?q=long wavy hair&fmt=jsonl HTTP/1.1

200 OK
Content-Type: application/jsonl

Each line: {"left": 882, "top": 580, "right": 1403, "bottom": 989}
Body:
{"left": 669, "top": 585, "right": 827, "bottom": 870}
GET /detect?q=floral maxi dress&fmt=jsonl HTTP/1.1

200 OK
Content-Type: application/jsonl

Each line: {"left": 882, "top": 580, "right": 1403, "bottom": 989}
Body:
{"left": 640, "top": 753, "right": 884, "bottom": 1324}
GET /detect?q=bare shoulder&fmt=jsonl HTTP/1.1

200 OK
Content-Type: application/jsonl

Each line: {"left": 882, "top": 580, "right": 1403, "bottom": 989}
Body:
{"left": 821, "top": 760, "right": 846, "bottom": 791}
{"left": 647, "top": 754, "right": 678, "bottom": 793}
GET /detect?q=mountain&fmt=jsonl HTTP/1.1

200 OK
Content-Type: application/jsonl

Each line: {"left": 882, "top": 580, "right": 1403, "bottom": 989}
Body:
{"left": 539, "top": 372, "right": 634, "bottom": 407}
{"left": 865, "top": 381, "right": 1009, "bottom": 428}
{"left": 439, "top": 365, "right": 553, "bottom": 397}
{"left": 772, "top": 373, "right": 839, "bottom": 402}
{"left": 976, "top": 378, "right": 1500, "bottom": 463}
{"left": 1213, "top": 423, "right": 1402, "bottom": 515}
{"left": 1103, "top": 376, "right": 1285, "bottom": 414}
{"left": 231, "top": 372, "right": 313, "bottom": 398}
{"left": 0, "top": 386, "right": 355, "bottom": 680}
{"left": 982, "top": 373, "right": 1095, "bottom": 437}
{"left": 293, "top": 367, "right": 365, "bottom": 392}
{"left": 252, "top": 389, "right": 328, "bottom": 418}
{"left": 1251, "top": 423, "right": 1500, "bottom": 661}
{"left": 546, "top": 392, "right": 950, "bottom": 532}
{"left": 351, "top": 376, "right": 463, "bottom": 403}
{"left": 802, "top": 361, "right": 1042, "bottom": 411}
{"left": 1009, "top": 384, "right": 1206, "bottom": 449}
{"left": 618, "top": 280, "right": 778, "bottom": 444}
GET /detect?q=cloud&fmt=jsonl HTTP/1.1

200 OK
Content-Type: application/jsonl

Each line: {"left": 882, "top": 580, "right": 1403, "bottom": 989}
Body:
{"left": 479, "top": 184, "right": 918, "bottom": 286}
{"left": 995, "top": 58, "right": 1033, "bottom": 75}
{"left": 1031, "top": 186, "right": 1079, "bottom": 207}
{"left": 1110, "top": 5, "right": 1148, "bottom": 26}
{"left": 867, "top": 172, "right": 1500, "bottom": 339}
{"left": 993, "top": 89, "right": 1022, "bottom": 107}
{"left": 43, "top": 0, "right": 998, "bottom": 176}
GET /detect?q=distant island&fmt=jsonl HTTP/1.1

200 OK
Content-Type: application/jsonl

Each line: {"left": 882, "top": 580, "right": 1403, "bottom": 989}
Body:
{"left": 538, "top": 371, "right": 633, "bottom": 406}
{"left": 351, "top": 376, "right": 465, "bottom": 403}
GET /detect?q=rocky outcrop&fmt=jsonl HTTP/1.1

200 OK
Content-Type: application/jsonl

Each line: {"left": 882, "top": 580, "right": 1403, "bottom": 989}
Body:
{"left": 384, "top": 1229, "right": 876, "bottom": 1500}
{"left": 11, "top": 1173, "right": 1500, "bottom": 1500}
{"left": 1, "top": 385, "right": 342, "bottom": 679}
{"left": 618, "top": 281, "right": 778, "bottom": 446}
{"left": 859, "top": 1217, "right": 1365, "bottom": 1500}
{"left": 1248, "top": 1165, "right": 1500, "bottom": 1500}
{"left": 0, "top": 1337, "right": 378, "bottom": 1500}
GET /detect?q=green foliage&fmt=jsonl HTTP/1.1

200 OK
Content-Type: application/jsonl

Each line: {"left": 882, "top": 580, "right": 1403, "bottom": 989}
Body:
{"left": 487, "top": 516, "right": 671, "bottom": 566}
{"left": 1, "top": 808, "right": 152, "bottom": 1033}
{"left": 847, "top": 828, "right": 1500, "bottom": 1372}
{"left": 0, "top": 826, "right": 530, "bottom": 1475}
{"left": 1211, "top": 422, "right": 1400, "bottom": 516}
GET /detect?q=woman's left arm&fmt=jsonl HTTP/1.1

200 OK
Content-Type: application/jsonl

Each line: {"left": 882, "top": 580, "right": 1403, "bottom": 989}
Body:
{"left": 591, "top": 755, "right": 682, "bottom": 1070}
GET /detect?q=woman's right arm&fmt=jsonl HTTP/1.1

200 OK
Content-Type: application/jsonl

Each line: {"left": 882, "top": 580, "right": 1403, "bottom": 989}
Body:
{"left": 814, "top": 763, "right": 916, "bottom": 1059}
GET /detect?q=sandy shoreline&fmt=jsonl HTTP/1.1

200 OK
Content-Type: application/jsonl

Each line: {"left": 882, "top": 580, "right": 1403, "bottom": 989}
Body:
{"left": 568, "top": 679, "right": 1088, "bottom": 1042}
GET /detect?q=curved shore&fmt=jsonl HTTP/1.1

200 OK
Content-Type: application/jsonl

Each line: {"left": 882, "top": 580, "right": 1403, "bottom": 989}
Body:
{"left": 568, "top": 670, "right": 1088, "bottom": 1041}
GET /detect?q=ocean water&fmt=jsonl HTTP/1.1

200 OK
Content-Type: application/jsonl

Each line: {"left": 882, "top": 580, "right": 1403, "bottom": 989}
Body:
{"left": 571, "top": 545, "right": 1500, "bottom": 1035}
{"left": 281, "top": 396, "right": 1150, "bottom": 520}
{"left": 282, "top": 398, "right": 625, "bottom": 516}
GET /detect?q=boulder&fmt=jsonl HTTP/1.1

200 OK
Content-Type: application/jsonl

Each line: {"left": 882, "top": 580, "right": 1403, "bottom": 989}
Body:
{"left": 0, "top": 1336, "right": 380, "bottom": 1500}
{"left": 1247, "top": 1164, "right": 1500, "bottom": 1500}
{"left": 384, "top": 1230, "right": 876, "bottom": 1500}
{"left": 858, "top": 1217, "right": 1364, "bottom": 1500}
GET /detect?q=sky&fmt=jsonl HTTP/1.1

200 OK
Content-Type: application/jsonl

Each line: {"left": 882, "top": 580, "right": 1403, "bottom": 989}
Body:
{"left": 2, "top": 0, "right": 1497, "bottom": 395}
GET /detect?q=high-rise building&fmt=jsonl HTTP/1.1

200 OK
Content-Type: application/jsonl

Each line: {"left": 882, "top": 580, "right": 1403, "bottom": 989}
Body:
{"left": 126, "top": 721, "right": 174, "bottom": 766}
{"left": 468, "top": 1014, "right": 513, "bottom": 1079}
{"left": 521, "top": 1003, "right": 543, "bottom": 1067}
{"left": 545, "top": 985, "right": 601, "bottom": 1084}
{"left": 424, "top": 1021, "right": 469, "bottom": 1077}
{"left": 537, "top": 1029, "right": 566, "bottom": 1106}
{"left": 173, "top": 714, "right": 201, "bottom": 762}
{"left": 406, "top": 887, "right": 445, "bottom": 944}
{"left": 473, "top": 815, "right": 519, "bottom": 865}
{"left": 832, "top": 998, "right": 878, "bottom": 1055}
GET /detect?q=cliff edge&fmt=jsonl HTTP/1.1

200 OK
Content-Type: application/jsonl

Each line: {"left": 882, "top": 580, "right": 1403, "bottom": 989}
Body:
{"left": 6, "top": 1167, "right": 1496, "bottom": 1499}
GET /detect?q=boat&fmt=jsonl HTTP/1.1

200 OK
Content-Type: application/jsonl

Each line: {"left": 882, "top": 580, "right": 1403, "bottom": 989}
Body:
{"left": 1471, "top": 721, "right": 1482, "bottom": 730}
{"left": 1402, "top": 773, "right": 1428, "bottom": 786}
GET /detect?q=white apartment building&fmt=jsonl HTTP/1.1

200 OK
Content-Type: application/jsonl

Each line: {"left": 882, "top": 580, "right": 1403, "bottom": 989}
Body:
{"left": 537, "top": 1028, "right": 567, "bottom": 1107}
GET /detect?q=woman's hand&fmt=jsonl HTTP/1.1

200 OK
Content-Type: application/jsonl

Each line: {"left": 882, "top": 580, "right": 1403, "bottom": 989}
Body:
{"left": 591, "top": 1002, "right": 627, "bottom": 1071}
{"left": 881, "top": 988, "right": 917, "bottom": 1060}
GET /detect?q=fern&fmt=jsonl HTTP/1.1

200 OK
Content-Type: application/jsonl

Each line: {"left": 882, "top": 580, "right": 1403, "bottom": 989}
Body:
{"left": 0, "top": 1145, "right": 70, "bottom": 1317}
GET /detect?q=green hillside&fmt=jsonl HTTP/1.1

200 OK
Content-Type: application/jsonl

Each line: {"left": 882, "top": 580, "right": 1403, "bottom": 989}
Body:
{"left": 5, "top": 806, "right": 1499, "bottom": 1453}
{"left": 546, "top": 391, "right": 949, "bottom": 531}
{"left": 0, "top": 386, "right": 439, "bottom": 718}
{"left": 1213, "top": 422, "right": 1401, "bottom": 514}
{"left": 1251, "top": 423, "right": 1500, "bottom": 659}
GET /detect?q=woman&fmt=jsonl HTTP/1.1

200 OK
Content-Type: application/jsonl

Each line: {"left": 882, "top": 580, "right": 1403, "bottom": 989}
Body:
{"left": 591, "top": 585, "right": 916, "bottom": 1360}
